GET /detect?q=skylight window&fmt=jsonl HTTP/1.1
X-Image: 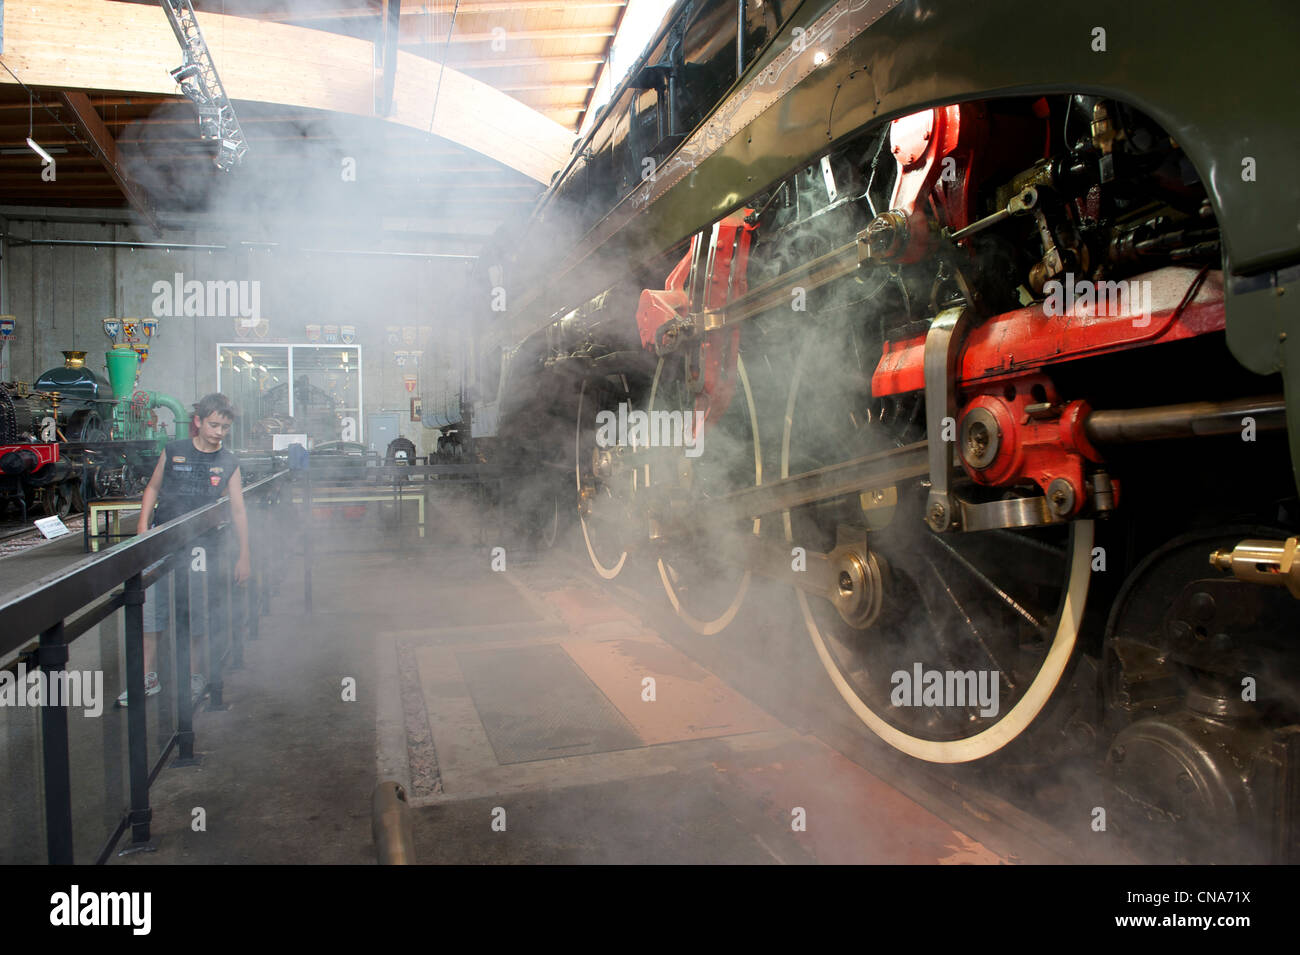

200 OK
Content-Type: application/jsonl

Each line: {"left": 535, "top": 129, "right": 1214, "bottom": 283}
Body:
{"left": 579, "top": 0, "right": 678, "bottom": 137}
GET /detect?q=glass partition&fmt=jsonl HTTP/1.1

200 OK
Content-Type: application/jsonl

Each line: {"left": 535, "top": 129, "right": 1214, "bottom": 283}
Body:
{"left": 218, "top": 345, "right": 290, "bottom": 450}
{"left": 217, "top": 344, "right": 361, "bottom": 451}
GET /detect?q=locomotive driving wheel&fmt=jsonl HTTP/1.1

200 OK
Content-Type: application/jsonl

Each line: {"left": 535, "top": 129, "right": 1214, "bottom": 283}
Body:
{"left": 67, "top": 409, "right": 107, "bottom": 443}
{"left": 575, "top": 373, "right": 637, "bottom": 579}
{"left": 648, "top": 349, "right": 762, "bottom": 635}
{"left": 782, "top": 324, "right": 1092, "bottom": 763}
{"left": 38, "top": 483, "right": 74, "bottom": 520}
{"left": 538, "top": 492, "right": 560, "bottom": 549}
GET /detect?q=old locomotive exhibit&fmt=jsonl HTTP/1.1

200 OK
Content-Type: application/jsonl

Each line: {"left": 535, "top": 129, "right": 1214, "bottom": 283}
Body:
{"left": 0, "top": 0, "right": 1295, "bottom": 883}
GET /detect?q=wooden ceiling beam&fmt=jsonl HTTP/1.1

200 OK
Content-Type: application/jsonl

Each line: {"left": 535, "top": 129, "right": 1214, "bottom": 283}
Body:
{"left": 453, "top": 55, "right": 607, "bottom": 68}
{"left": 0, "top": 154, "right": 106, "bottom": 165}
{"left": 3, "top": 0, "right": 572, "bottom": 183}
{"left": 376, "top": 0, "right": 402, "bottom": 117}
{"left": 259, "top": 1, "right": 627, "bottom": 19}
{"left": 96, "top": 114, "right": 410, "bottom": 126}
{"left": 495, "top": 82, "right": 598, "bottom": 91}
{"left": 56, "top": 91, "right": 160, "bottom": 233}
{"left": 0, "top": 185, "right": 125, "bottom": 193}
{"left": 404, "top": 27, "right": 617, "bottom": 44}
{"left": 0, "top": 95, "right": 177, "bottom": 110}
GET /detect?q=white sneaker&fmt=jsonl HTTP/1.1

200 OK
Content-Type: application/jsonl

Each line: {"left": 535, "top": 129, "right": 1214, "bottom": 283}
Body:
{"left": 116, "top": 672, "right": 160, "bottom": 707}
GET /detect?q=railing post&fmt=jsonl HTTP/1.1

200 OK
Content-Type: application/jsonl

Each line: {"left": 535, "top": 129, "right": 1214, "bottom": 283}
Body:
{"left": 392, "top": 470, "right": 400, "bottom": 544}
{"left": 248, "top": 503, "right": 261, "bottom": 642}
{"left": 206, "top": 537, "right": 229, "bottom": 711}
{"left": 122, "top": 571, "right": 153, "bottom": 849}
{"left": 173, "top": 551, "right": 197, "bottom": 765}
{"left": 303, "top": 471, "right": 313, "bottom": 611}
{"left": 272, "top": 486, "right": 284, "bottom": 596}
{"left": 38, "top": 622, "right": 75, "bottom": 864}
{"left": 260, "top": 499, "right": 272, "bottom": 611}
{"left": 265, "top": 486, "right": 280, "bottom": 600}
{"left": 229, "top": 531, "right": 245, "bottom": 671}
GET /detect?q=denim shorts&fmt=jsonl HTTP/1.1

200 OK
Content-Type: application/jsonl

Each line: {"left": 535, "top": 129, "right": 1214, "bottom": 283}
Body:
{"left": 141, "top": 558, "right": 208, "bottom": 635}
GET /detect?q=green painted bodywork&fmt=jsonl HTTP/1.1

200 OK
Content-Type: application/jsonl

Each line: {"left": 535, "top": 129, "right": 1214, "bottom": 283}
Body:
{"left": 659, "top": 0, "right": 1300, "bottom": 274}
{"left": 518, "top": 0, "right": 1300, "bottom": 487}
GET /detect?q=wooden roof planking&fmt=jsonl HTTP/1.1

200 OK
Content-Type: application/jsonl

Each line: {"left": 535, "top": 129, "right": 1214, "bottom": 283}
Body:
{"left": 0, "top": 0, "right": 631, "bottom": 247}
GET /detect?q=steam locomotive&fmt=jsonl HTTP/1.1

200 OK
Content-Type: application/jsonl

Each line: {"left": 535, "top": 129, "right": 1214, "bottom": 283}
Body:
{"left": 468, "top": 0, "right": 1300, "bottom": 861}
{"left": 0, "top": 351, "right": 185, "bottom": 521}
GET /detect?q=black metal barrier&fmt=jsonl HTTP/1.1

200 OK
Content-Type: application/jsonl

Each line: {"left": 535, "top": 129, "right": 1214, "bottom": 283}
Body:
{"left": 0, "top": 457, "right": 504, "bottom": 864}
{"left": 0, "top": 470, "right": 293, "bottom": 864}
{"left": 294, "top": 461, "right": 502, "bottom": 608}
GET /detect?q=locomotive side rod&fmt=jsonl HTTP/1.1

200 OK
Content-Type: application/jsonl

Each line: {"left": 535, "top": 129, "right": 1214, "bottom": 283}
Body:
{"left": 654, "top": 520, "right": 886, "bottom": 628}
{"left": 705, "top": 441, "right": 929, "bottom": 520}
{"left": 659, "top": 396, "right": 1284, "bottom": 524}
{"left": 654, "top": 529, "right": 842, "bottom": 601}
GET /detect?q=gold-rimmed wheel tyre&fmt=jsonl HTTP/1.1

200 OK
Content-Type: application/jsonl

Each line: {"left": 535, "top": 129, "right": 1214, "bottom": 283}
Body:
{"left": 575, "top": 374, "right": 636, "bottom": 579}
{"left": 647, "top": 350, "right": 762, "bottom": 635}
{"left": 781, "top": 327, "right": 1092, "bottom": 763}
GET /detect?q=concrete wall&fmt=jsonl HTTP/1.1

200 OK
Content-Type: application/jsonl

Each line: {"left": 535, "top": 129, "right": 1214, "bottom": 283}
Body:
{"left": 0, "top": 211, "right": 470, "bottom": 455}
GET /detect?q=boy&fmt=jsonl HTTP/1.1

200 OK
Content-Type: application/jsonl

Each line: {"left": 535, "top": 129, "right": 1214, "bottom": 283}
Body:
{"left": 117, "top": 393, "right": 250, "bottom": 705}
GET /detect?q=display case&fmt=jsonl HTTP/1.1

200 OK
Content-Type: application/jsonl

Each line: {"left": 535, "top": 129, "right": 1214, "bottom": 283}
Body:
{"left": 217, "top": 344, "right": 362, "bottom": 450}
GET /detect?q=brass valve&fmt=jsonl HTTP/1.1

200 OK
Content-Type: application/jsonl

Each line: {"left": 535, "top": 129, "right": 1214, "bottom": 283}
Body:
{"left": 1210, "top": 537, "right": 1300, "bottom": 600}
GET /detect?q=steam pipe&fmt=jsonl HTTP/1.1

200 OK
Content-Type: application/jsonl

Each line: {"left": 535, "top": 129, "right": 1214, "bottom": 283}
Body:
{"left": 2, "top": 238, "right": 475, "bottom": 260}
{"left": 141, "top": 391, "right": 190, "bottom": 437}
{"left": 1084, "top": 395, "right": 1286, "bottom": 443}
{"left": 371, "top": 781, "right": 416, "bottom": 864}
{"left": 8, "top": 239, "right": 226, "bottom": 251}
{"left": 737, "top": 0, "right": 745, "bottom": 78}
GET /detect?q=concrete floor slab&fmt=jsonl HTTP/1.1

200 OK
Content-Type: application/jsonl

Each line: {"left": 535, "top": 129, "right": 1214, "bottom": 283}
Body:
{"left": 562, "top": 637, "right": 781, "bottom": 745}
{"left": 711, "top": 743, "right": 1010, "bottom": 864}
{"left": 10, "top": 499, "right": 1026, "bottom": 865}
{"left": 456, "top": 643, "right": 643, "bottom": 763}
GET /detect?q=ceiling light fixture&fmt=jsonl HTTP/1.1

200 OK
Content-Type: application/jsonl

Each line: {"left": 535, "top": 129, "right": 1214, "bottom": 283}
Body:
{"left": 26, "top": 138, "right": 54, "bottom": 165}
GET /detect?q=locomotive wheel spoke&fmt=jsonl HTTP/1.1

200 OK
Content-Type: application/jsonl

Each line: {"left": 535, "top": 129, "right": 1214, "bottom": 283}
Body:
{"left": 925, "top": 533, "right": 1045, "bottom": 634}
{"left": 922, "top": 553, "right": 1016, "bottom": 693}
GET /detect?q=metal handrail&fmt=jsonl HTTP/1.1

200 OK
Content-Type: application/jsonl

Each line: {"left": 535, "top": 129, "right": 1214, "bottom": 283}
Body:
{"left": 0, "top": 469, "right": 292, "bottom": 864}
{"left": 0, "top": 470, "right": 290, "bottom": 657}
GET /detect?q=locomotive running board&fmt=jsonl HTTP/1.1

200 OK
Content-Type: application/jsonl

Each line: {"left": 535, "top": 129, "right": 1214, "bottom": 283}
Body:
{"left": 696, "top": 234, "right": 871, "bottom": 332}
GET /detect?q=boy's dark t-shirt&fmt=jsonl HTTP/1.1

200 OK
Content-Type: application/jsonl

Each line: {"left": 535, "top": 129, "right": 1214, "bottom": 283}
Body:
{"left": 152, "top": 437, "right": 239, "bottom": 531}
